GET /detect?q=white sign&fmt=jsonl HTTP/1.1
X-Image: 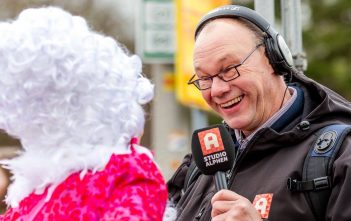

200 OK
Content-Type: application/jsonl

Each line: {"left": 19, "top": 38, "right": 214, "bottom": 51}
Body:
{"left": 136, "top": 0, "right": 175, "bottom": 63}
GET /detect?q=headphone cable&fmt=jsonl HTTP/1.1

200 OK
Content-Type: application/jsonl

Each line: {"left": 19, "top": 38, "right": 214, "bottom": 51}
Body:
{"left": 279, "top": 70, "right": 293, "bottom": 109}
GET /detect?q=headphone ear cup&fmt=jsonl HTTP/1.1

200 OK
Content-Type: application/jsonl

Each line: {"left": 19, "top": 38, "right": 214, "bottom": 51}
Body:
{"left": 264, "top": 36, "right": 284, "bottom": 75}
{"left": 264, "top": 35, "right": 293, "bottom": 75}
{"left": 275, "top": 34, "right": 294, "bottom": 72}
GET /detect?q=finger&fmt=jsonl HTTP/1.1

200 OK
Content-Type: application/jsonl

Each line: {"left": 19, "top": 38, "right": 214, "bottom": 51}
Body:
{"left": 211, "top": 200, "right": 235, "bottom": 217}
{"left": 212, "top": 202, "right": 262, "bottom": 221}
{"left": 211, "top": 189, "right": 242, "bottom": 204}
{"left": 211, "top": 211, "right": 228, "bottom": 221}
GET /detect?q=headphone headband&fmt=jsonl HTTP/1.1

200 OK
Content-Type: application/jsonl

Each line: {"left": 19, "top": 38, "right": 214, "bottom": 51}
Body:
{"left": 194, "top": 5, "right": 293, "bottom": 75}
{"left": 195, "top": 5, "right": 273, "bottom": 39}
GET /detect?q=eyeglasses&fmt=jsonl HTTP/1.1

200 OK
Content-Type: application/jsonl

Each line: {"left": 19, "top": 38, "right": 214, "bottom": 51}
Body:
{"left": 188, "top": 43, "right": 263, "bottom": 90}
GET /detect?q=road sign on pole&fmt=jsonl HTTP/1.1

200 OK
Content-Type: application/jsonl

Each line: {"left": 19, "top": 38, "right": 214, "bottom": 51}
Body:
{"left": 136, "top": 0, "right": 175, "bottom": 63}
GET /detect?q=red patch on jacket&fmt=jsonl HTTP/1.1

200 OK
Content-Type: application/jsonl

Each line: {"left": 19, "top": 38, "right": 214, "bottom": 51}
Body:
{"left": 253, "top": 193, "right": 273, "bottom": 219}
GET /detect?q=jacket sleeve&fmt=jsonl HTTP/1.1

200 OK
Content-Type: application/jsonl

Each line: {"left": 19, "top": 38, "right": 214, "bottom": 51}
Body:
{"left": 327, "top": 135, "right": 351, "bottom": 220}
{"left": 167, "top": 153, "right": 192, "bottom": 204}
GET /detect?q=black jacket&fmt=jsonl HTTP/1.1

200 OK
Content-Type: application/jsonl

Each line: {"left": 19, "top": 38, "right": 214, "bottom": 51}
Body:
{"left": 167, "top": 72, "right": 351, "bottom": 221}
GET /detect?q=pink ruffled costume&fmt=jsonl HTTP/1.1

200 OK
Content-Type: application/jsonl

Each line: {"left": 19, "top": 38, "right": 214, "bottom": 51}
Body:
{"left": 1, "top": 141, "right": 168, "bottom": 221}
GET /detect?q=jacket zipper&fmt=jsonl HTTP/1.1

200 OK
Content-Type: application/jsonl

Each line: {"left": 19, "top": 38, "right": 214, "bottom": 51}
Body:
{"left": 195, "top": 207, "right": 205, "bottom": 220}
{"left": 228, "top": 133, "right": 261, "bottom": 186}
{"left": 186, "top": 166, "right": 200, "bottom": 189}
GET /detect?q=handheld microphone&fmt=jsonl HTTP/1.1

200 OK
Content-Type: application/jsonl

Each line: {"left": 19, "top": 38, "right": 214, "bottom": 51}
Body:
{"left": 191, "top": 124, "right": 235, "bottom": 191}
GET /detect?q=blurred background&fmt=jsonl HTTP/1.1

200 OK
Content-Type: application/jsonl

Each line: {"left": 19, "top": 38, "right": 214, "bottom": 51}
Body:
{"left": 0, "top": 0, "right": 350, "bottom": 212}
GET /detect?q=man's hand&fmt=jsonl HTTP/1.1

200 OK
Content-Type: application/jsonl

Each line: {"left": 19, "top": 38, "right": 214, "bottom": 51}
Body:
{"left": 211, "top": 190, "right": 262, "bottom": 221}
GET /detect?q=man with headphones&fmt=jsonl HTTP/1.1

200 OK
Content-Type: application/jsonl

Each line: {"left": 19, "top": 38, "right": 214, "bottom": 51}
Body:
{"left": 167, "top": 4, "right": 351, "bottom": 221}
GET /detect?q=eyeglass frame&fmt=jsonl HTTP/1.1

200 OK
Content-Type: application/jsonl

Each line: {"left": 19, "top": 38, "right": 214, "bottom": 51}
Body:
{"left": 188, "top": 43, "right": 264, "bottom": 90}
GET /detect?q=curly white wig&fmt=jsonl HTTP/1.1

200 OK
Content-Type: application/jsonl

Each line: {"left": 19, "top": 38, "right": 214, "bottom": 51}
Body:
{"left": 0, "top": 7, "right": 154, "bottom": 207}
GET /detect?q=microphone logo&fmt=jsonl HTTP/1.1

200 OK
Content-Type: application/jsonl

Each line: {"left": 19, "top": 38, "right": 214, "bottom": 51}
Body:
{"left": 198, "top": 128, "right": 224, "bottom": 155}
{"left": 198, "top": 127, "right": 228, "bottom": 168}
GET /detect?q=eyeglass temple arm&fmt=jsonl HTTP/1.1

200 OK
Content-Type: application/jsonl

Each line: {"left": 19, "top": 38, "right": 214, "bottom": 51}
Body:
{"left": 240, "top": 43, "right": 264, "bottom": 65}
{"left": 187, "top": 74, "right": 197, "bottom": 85}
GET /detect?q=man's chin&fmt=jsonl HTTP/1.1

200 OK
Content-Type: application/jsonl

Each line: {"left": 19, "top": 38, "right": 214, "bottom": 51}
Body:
{"left": 223, "top": 119, "right": 245, "bottom": 130}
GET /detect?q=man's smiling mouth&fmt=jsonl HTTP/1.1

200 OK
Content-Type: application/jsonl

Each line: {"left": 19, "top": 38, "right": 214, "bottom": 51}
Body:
{"left": 220, "top": 95, "right": 244, "bottom": 108}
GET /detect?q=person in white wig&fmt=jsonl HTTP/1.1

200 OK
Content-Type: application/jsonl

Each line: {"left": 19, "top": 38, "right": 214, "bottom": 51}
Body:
{"left": 0, "top": 7, "right": 175, "bottom": 221}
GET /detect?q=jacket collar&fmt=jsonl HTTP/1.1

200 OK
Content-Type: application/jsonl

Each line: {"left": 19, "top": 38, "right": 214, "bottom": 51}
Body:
{"left": 271, "top": 84, "right": 304, "bottom": 132}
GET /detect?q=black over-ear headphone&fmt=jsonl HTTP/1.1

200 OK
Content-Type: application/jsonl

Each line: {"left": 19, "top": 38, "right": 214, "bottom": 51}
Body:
{"left": 195, "top": 5, "right": 294, "bottom": 75}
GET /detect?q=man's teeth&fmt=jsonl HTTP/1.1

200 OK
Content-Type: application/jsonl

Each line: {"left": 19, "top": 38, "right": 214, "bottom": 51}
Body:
{"left": 221, "top": 96, "right": 243, "bottom": 108}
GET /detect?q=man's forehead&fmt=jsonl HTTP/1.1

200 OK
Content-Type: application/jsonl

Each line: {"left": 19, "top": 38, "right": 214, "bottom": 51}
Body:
{"left": 193, "top": 55, "right": 231, "bottom": 72}
{"left": 197, "top": 18, "right": 250, "bottom": 36}
{"left": 195, "top": 19, "right": 256, "bottom": 50}
{"left": 194, "top": 22, "right": 255, "bottom": 54}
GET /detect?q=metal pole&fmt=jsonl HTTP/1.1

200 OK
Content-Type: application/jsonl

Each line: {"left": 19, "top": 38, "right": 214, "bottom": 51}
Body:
{"left": 254, "top": 0, "right": 275, "bottom": 25}
{"left": 152, "top": 64, "right": 191, "bottom": 179}
{"left": 281, "top": 0, "right": 307, "bottom": 72}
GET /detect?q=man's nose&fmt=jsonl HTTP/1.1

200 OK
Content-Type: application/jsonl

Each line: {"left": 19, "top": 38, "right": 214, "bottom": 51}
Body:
{"left": 211, "top": 76, "right": 231, "bottom": 97}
